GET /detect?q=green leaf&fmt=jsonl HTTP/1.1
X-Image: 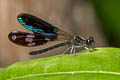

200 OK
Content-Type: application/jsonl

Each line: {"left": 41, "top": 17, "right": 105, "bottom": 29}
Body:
{"left": 0, "top": 48, "right": 120, "bottom": 80}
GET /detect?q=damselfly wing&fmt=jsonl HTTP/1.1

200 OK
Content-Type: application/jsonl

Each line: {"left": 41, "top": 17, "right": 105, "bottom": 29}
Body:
{"left": 8, "top": 13, "right": 72, "bottom": 54}
{"left": 8, "top": 31, "right": 56, "bottom": 47}
{"left": 17, "top": 13, "right": 58, "bottom": 36}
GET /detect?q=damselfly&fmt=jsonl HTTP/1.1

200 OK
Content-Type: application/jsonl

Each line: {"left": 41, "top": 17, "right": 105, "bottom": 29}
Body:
{"left": 8, "top": 13, "right": 95, "bottom": 55}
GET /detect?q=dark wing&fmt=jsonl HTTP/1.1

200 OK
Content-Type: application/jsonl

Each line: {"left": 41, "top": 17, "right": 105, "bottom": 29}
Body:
{"left": 8, "top": 13, "right": 72, "bottom": 47}
{"left": 17, "top": 13, "right": 58, "bottom": 36}
{"left": 8, "top": 31, "right": 57, "bottom": 47}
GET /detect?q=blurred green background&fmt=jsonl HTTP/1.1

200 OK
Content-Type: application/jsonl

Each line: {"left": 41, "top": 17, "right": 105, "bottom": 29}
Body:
{"left": 92, "top": 0, "right": 120, "bottom": 47}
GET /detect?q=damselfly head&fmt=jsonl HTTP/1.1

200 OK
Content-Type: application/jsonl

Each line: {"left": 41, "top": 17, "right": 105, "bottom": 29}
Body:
{"left": 86, "top": 37, "right": 95, "bottom": 48}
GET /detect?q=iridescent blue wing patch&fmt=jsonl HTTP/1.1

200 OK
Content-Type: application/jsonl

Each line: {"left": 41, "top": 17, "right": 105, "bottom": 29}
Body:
{"left": 8, "top": 13, "right": 73, "bottom": 55}
{"left": 17, "top": 13, "right": 58, "bottom": 36}
{"left": 8, "top": 31, "right": 57, "bottom": 47}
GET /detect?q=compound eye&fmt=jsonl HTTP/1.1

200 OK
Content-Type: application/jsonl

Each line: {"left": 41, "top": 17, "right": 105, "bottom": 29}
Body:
{"left": 90, "top": 40, "right": 95, "bottom": 46}
{"left": 89, "top": 37, "right": 95, "bottom": 45}
{"left": 91, "top": 40, "right": 95, "bottom": 46}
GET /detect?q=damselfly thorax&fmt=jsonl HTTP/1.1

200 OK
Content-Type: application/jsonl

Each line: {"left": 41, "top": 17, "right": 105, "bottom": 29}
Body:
{"left": 8, "top": 13, "right": 95, "bottom": 55}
